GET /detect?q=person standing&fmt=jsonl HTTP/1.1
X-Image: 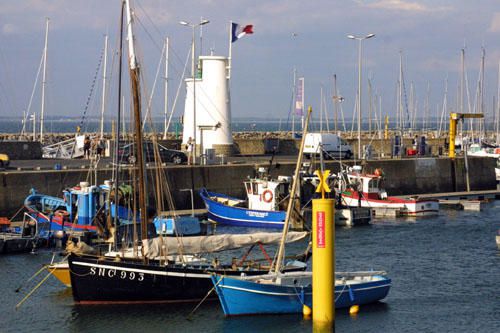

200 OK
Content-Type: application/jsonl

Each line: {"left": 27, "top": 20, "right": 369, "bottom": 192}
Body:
{"left": 83, "top": 136, "right": 91, "bottom": 159}
{"left": 187, "top": 137, "right": 194, "bottom": 165}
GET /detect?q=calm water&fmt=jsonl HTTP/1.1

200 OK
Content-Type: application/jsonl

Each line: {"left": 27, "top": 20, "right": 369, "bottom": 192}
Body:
{"left": 0, "top": 118, "right": 482, "bottom": 134}
{"left": 1, "top": 202, "right": 499, "bottom": 332}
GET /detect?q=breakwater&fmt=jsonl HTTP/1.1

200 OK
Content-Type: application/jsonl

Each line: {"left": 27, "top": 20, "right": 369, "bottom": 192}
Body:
{"left": 0, "top": 157, "right": 496, "bottom": 217}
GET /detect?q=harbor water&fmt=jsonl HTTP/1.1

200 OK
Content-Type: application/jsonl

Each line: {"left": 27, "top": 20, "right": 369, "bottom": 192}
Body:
{"left": 1, "top": 202, "right": 499, "bottom": 332}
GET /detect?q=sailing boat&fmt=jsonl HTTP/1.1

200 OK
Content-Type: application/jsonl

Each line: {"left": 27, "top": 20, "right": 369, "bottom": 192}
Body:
{"left": 67, "top": 0, "right": 309, "bottom": 303}
{"left": 210, "top": 108, "right": 391, "bottom": 316}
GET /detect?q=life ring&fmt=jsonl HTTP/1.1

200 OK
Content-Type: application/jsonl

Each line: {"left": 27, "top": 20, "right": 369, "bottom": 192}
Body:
{"left": 262, "top": 190, "right": 273, "bottom": 203}
{"left": 55, "top": 210, "right": 70, "bottom": 218}
{"left": 374, "top": 168, "right": 384, "bottom": 177}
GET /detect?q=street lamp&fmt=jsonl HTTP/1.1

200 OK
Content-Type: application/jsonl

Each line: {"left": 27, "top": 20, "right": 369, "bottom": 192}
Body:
{"left": 180, "top": 19, "right": 210, "bottom": 164}
{"left": 347, "top": 33, "right": 375, "bottom": 160}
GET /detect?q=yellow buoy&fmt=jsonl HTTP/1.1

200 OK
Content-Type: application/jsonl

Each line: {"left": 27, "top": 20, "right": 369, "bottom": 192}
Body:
{"left": 303, "top": 305, "right": 312, "bottom": 318}
{"left": 312, "top": 170, "right": 335, "bottom": 327}
{"left": 349, "top": 305, "right": 359, "bottom": 316}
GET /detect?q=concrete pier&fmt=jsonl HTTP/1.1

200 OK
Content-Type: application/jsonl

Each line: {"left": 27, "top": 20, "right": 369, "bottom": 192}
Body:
{"left": 0, "top": 156, "right": 496, "bottom": 217}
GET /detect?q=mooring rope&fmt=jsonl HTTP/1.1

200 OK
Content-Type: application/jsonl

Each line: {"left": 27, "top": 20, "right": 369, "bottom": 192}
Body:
{"left": 15, "top": 254, "right": 70, "bottom": 309}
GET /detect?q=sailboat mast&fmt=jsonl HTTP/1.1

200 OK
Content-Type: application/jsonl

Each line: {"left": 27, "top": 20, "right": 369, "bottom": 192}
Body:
{"left": 125, "top": 0, "right": 148, "bottom": 242}
{"left": 496, "top": 61, "right": 500, "bottom": 143}
{"left": 163, "top": 37, "right": 169, "bottom": 139}
{"left": 398, "top": 51, "right": 403, "bottom": 133}
{"left": 320, "top": 86, "right": 323, "bottom": 132}
{"left": 292, "top": 68, "right": 296, "bottom": 137}
{"left": 113, "top": 1, "right": 125, "bottom": 247}
{"left": 460, "top": 48, "right": 464, "bottom": 114}
{"left": 273, "top": 106, "right": 312, "bottom": 274}
{"left": 333, "top": 74, "right": 338, "bottom": 133}
{"left": 100, "top": 34, "right": 108, "bottom": 140}
{"left": 40, "top": 18, "right": 49, "bottom": 144}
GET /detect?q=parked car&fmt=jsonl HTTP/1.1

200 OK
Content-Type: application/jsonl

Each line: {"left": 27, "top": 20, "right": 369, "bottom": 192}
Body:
{"left": 118, "top": 142, "right": 187, "bottom": 165}
{"left": 0, "top": 153, "right": 9, "bottom": 168}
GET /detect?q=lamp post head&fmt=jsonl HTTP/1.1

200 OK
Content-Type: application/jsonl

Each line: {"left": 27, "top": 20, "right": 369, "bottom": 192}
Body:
{"left": 347, "top": 35, "right": 356, "bottom": 40}
{"left": 179, "top": 21, "right": 190, "bottom": 26}
{"left": 200, "top": 19, "right": 210, "bottom": 26}
{"left": 365, "top": 33, "right": 375, "bottom": 39}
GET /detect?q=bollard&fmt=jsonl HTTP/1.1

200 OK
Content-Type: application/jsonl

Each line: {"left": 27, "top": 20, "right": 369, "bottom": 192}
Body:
{"left": 312, "top": 170, "right": 335, "bottom": 331}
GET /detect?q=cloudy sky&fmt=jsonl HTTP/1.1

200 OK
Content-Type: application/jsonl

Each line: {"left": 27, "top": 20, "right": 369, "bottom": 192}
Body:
{"left": 0, "top": 0, "right": 499, "bottom": 126}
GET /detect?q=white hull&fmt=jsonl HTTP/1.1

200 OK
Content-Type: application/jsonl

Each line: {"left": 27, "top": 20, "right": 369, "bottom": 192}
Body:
{"left": 335, "top": 207, "right": 372, "bottom": 226}
{"left": 342, "top": 196, "right": 439, "bottom": 217}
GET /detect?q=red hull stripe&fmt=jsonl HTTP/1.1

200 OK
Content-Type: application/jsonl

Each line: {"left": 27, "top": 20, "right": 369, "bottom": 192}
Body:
{"left": 31, "top": 211, "right": 97, "bottom": 231}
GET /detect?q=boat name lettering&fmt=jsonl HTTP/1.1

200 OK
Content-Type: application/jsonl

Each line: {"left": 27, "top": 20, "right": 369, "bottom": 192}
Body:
{"left": 89, "top": 266, "right": 144, "bottom": 281}
{"left": 246, "top": 211, "right": 269, "bottom": 218}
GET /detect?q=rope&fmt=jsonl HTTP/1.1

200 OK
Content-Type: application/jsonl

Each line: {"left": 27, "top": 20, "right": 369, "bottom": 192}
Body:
{"left": 78, "top": 44, "right": 105, "bottom": 132}
{"left": 335, "top": 281, "right": 348, "bottom": 302}
{"left": 8, "top": 205, "right": 26, "bottom": 222}
{"left": 15, "top": 254, "right": 70, "bottom": 309}
{"left": 186, "top": 274, "right": 223, "bottom": 320}
{"left": 14, "top": 265, "right": 47, "bottom": 293}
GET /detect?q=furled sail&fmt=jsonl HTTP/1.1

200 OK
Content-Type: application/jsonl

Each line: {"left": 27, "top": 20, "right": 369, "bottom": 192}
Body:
{"left": 142, "top": 231, "right": 308, "bottom": 258}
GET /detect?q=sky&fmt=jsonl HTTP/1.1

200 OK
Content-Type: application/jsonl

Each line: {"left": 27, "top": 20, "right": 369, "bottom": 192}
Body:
{"left": 0, "top": 0, "right": 500, "bottom": 127}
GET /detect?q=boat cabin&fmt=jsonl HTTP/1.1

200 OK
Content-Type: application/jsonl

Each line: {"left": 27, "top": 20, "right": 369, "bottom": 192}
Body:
{"left": 345, "top": 168, "right": 387, "bottom": 200}
{"left": 244, "top": 176, "right": 291, "bottom": 212}
{"left": 62, "top": 181, "right": 108, "bottom": 227}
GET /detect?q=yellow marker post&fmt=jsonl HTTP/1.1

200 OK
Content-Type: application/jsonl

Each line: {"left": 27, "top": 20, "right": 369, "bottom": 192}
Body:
{"left": 312, "top": 170, "right": 334, "bottom": 332}
{"left": 448, "top": 113, "right": 457, "bottom": 158}
{"left": 448, "top": 112, "right": 483, "bottom": 158}
{"left": 384, "top": 115, "right": 389, "bottom": 140}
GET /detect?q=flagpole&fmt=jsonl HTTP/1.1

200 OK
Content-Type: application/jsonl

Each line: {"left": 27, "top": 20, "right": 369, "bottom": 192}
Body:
{"left": 228, "top": 20, "right": 232, "bottom": 79}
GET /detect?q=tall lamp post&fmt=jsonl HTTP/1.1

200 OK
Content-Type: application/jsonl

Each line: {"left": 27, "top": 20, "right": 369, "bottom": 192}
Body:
{"left": 180, "top": 19, "right": 210, "bottom": 164}
{"left": 347, "top": 33, "right": 375, "bottom": 160}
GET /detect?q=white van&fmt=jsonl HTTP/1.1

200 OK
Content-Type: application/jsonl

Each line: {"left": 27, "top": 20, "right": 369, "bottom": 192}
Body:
{"left": 303, "top": 133, "right": 353, "bottom": 159}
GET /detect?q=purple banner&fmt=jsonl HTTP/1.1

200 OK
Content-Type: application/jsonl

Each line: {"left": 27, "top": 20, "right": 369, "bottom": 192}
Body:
{"left": 295, "top": 77, "right": 304, "bottom": 116}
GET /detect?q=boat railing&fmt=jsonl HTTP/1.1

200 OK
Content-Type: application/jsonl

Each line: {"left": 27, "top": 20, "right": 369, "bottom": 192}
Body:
{"left": 336, "top": 271, "right": 387, "bottom": 277}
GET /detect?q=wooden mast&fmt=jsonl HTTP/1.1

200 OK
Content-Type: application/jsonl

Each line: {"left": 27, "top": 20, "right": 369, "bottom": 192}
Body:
{"left": 273, "top": 106, "right": 312, "bottom": 274}
{"left": 125, "top": 0, "right": 148, "bottom": 245}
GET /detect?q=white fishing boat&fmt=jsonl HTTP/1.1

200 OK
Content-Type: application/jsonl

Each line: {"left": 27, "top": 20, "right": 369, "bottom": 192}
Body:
{"left": 339, "top": 166, "right": 439, "bottom": 217}
{"left": 468, "top": 143, "right": 500, "bottom": 158}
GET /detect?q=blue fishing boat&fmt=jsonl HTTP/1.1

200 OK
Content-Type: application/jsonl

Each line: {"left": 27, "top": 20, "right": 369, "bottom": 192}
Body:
{"left": 200, "top": 188, "right": 286, "bottom": 228}
{"left": 24, "top": 183, "right": 107, "bottom": 234}
{"left": 211, "top": 271, "right": 391, "bottom": 316}
{"left": 199, "top": 168, "right": 294, "bottom": 228}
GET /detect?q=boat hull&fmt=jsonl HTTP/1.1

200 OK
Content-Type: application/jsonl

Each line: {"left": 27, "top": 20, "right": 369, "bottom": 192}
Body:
{"left": 68, "top": 254, "right": 304, "bottom": 304}
{"left": 342, "top": 193, "right": 438, "bottom": 216}
{"left": 211, "top": 273, "right": 391, "bottom": 316}
{"left": 335, "top": 207, "right": 372, "bottom": 226}
{"left": 48, "top": 262, "right": 71, "bottom": 287}
{"left": 0, "top": 233, "right": 45, "bottom": 254}
{"left": 200, "top": 189, "right": 286, "bottom": 228}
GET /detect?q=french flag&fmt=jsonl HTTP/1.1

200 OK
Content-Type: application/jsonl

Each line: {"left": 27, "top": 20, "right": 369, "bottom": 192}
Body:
{"left": 231, "top": 23, "right": 253, "bottom": 43}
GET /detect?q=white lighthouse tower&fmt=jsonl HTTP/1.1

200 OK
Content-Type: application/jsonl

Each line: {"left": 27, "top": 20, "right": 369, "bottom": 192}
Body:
{"left": 182, "top": 55, "right": 233, "bottom": 158}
